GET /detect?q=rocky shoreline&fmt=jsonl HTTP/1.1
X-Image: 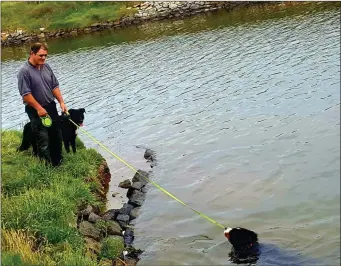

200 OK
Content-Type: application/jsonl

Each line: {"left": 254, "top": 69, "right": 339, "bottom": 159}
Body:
{"left": 1, "top": 1, "right": 270, "bottom": 47}
{"left": 78, "top": 149, "right": 155, "bottom": 265}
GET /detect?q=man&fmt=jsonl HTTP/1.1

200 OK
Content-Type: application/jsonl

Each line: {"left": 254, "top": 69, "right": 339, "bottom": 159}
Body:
{"left": 18, "top": 42, "right": 67, "bottom": 166}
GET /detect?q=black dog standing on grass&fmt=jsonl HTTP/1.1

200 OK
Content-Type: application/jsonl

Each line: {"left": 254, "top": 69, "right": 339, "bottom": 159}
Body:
{"left": 224, "top": 227, "right": 321, "bottom": 265}
{"left": 18, "top": 108, "right": 86, "bottom": 156}
{"left": 60, "top": 108, "right": 85, "bottom": 153}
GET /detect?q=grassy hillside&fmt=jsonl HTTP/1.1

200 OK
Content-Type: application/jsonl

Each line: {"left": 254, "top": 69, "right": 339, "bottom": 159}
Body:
{"left": 1, "top": 1, "right": 140, "bottom": 33}
{"left": 1, "top": 130, "right": 116, "bottom": 266}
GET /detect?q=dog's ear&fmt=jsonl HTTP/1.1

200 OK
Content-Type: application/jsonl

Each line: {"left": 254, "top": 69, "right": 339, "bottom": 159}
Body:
{"left": 80, "top": 108, "right": 86, "bottom": 113}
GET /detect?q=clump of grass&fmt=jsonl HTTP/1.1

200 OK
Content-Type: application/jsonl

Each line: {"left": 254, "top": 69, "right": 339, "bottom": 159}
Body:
{"left": 1, "top": 130, "right": 110, "bottom": 264}
{"left": 1, "top": 1, "right": 140, "bottom": 33}
{"left": 99, "top": 236, "right": 125, "bottom": 260}
{"left": 1, "top": 229, "right": 47, "bottom": 266}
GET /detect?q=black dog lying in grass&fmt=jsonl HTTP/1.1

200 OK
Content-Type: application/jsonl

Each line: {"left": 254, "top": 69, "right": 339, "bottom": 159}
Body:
{"left": 224, "top": 227, "right": 320, "bottom": 265}
{"left": 18, "top": 108, "right": 85, "bottom": 155}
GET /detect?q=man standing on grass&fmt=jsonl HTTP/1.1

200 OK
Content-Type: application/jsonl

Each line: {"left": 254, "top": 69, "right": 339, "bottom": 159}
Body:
{"left": 18, "top": 42, "right": 67, "bottom": 167}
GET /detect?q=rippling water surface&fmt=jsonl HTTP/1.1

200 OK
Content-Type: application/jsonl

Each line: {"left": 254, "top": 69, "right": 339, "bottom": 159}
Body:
{"left": 2, "top": 3, "right": 340, "bottom": 265}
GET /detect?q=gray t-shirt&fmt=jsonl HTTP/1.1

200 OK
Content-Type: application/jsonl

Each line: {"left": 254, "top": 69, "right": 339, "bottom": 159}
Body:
{"left": 18, "top": 61, "right": 59, "bottom": 106}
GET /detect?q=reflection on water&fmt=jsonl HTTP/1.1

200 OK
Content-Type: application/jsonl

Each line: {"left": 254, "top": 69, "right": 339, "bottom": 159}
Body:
{"left": 1, "top": 2, "right": 340, "bottom": 265}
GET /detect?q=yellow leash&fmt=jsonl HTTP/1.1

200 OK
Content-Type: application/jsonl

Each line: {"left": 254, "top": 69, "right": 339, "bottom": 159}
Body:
{"left": 68, "top": 117, "right": 226, "bottom": 230}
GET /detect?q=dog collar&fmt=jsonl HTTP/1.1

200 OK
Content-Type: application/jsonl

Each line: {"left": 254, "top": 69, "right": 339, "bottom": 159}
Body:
{"left": 41, "top": 115, "right": 52, "bottom": 127}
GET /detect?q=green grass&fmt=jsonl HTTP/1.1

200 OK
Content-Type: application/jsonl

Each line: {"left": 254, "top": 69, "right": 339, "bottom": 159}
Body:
{"left": 99, "top": 236, "right": 125, "bottom": 260}
{"left": 1, "top": 1, "right": 140, "bottom": 33}
{"left": 1, "top": 130, "right": 112, "bottom": 265}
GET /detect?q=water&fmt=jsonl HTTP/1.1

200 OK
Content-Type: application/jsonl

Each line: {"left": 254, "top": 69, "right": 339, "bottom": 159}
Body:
{"left": 1, "top": 3, "right": 340, "bottom": 265}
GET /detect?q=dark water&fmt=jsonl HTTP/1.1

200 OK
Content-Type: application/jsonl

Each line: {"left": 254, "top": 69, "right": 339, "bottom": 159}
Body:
{"left": 1, "top": 2, "right": 340, "bottom": 265}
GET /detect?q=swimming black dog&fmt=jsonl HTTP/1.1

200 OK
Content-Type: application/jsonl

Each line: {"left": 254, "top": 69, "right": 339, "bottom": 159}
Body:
{"left": 18, "top": 108, "right": 85, "bottom": 155}
{"left": 224, "top": 227, "right": 320, "bottom": 265}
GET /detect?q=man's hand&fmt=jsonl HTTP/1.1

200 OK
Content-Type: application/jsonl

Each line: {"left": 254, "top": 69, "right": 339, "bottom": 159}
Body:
{"left": 60, "top": 102, "right": 68, "bottom": 113}
{"left": 37, "top": 107, "right": 48, "bottom": 117}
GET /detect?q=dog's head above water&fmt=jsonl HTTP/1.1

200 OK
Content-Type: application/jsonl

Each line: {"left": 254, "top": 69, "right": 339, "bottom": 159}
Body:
{"left": 62, "top": 108, "right": 86, "bottom": 126}
{"left": 224, "top": 227, "right": 258, "bottom": 252}
{"left": 225, "top": 227, "right": 260, "bottom": 264}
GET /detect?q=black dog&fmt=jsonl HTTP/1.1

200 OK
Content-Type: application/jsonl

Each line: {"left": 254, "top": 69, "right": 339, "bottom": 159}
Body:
{"left": 224, "top": 227, "right": 321, "bottom": 265}
{"left": 18, "top": 108, "right": 85, "bottom": 155}
{"left": 60, "top": 108, "right": 85, "bottom": 153}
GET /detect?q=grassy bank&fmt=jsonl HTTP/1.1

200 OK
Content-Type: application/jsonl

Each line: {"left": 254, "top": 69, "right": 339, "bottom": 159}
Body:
{"left": 1, "top": 1, "right": 141, "bottom": 33}
{"left": 1, "top": 130, "right": 121, "bottom": 266}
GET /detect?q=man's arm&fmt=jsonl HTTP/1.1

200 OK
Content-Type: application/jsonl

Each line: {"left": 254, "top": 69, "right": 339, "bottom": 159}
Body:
{"left": 23, "top": 94, "right": 47, "bottom": 117}
{"left": 52, "top": 87, "right": 68, "bottom": 112}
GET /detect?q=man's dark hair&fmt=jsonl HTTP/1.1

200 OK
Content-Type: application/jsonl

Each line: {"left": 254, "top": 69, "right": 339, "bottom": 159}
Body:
{"left": 30, "top": 42, "right": 48, "bottom": 54}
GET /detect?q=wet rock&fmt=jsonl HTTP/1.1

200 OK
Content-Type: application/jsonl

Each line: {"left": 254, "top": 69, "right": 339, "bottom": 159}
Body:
{"left": 116, "top": 214, "right": 130, "bottom": 228}
{"left": 123, "top": 228, "right": 135, "bottom": 245}
{"left": 129, "top": 207, "right": 140, "bottom": 220}
{"left": 131, "top": 181, "right": 144, "bottom": 190}
{"left": 102, "top": 209, "right": 119, "bottom": 221}
{"left": 88, "top": 212, "right": 102, "bottom": 223}
{"left": 128, "top": 190, "right": 146, "bottom": 207}
{"left": 79, "top": 221, "right": 102, "bottom": 241}
{"left": 144, "top": 149, "right": 154, "bottom": 161}
{"left": 107, "top": 220, "right": 122, "bottom": 236}
{"left": 132, "top": 170, "right": 149, "bottom": 185}
{"left": 119, "top": 179, "right": 131, "bottom": 189}
{"left": 119, "top": 203, "right": 134, "bottom": 215}
{"left": 126, "top": 187, "right": 134, "bottom": 198}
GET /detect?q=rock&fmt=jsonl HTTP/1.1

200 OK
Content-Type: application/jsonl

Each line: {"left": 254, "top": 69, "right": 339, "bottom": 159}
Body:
{"left": 107, "top": 220, "right": 122, "bottom": 235}
{"left": 141, "top": 186, "right": 148, "bottom": 193}
{"left": 128, "top": 190, "right": 146, "bottom": 207}
{"left": 119, "top": 203, "right": 134, "bottom": 215}
{"left": 78, "top": 204, "right": 94, "bottom": 217}
{"left": 126, "top": 187, "right": 134, "bottom": 198}
{"left": 90, "top": 23, "right": 101, "bottom": 28}
{"left": 84, "top": 237, "right": 101, "bottom": 255}
{"left": 116, "top": 214, "right": 130, "bottom": 228}
{"left": 132, "top": 170, "right": 149, "bottom": 185}
{"left": 88, "top": 212, "right": 102, "bottom": 223}
{"left": 123, "top": 228, "right": 134, "bottom": 245}
{"left": 79, "top": 221, "right": 102, "bottom": 241}
{"left": 102, "top": 209, "right": 119, "bottom": 221}
{"left": 169, "top": 3, "right": 178, "bottom": 9}
{"left": 119, "top": 179, "right": 131, "bottom": 189}
{"left": 129, "top": 207, "right": 140, "bottom": 220}
{"left": 70, "top": 30, "right": 78, "bottom": 36}
{"left": 112, "top": 192, "right": 120, "bottom": 197}
{"left": 131, "top": 181, "right": 144, "bottom": 190}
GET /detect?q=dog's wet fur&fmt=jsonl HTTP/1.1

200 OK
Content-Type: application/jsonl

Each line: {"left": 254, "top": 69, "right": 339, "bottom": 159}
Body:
{"left": 18, "top": 108, "right": 85, "bottom": 155}
{"left": 224, "top": 227, "right": 260, "bottom": 264}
